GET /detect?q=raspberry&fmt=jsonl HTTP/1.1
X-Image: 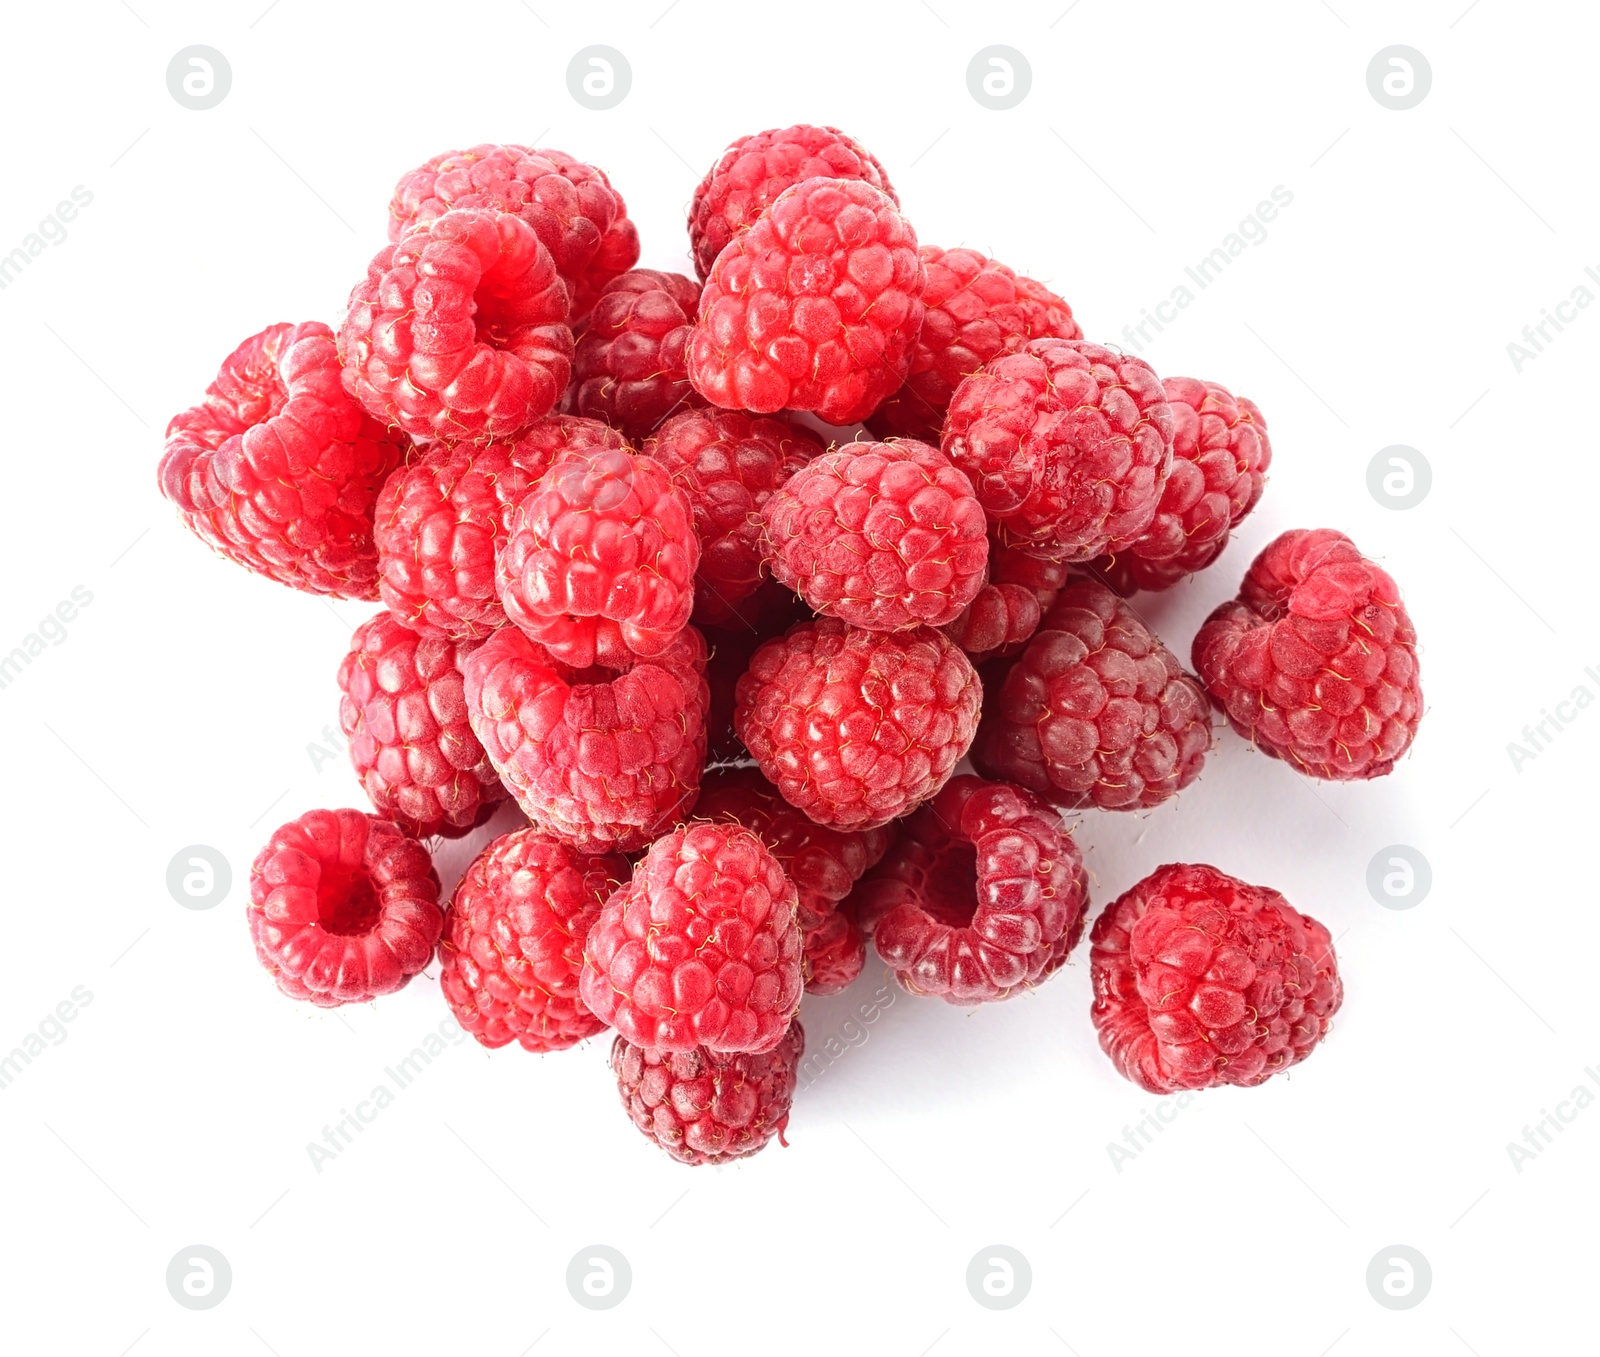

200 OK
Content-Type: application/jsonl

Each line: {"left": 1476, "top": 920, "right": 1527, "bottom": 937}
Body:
{"left": 694, "top": 765, "right": 892, "bottom": 993}
{"left": 688, "top": 177, "right": 926, "bottom": 425}
{"left": 1192, "top": 529, "right": 1422, "bottom": 780}
{"left": 940, "top": 578, "right": 1040, "bottom": 664}
{"left": 643, "top": 408, "right": 822, "bottom": 628}
{"left": 338, "top": 209, "right": 573, "bottom": 446}
{"left": 868, "top": 247, "right": 1082, "bottom": 444}
{"left": 1090, "top": 863, "right": 1342, "bottom": 1092}
{"left": 689, "top": 124, "right": 895, "bottom": 281}
{"left": 388, "top": 144, "right": 639, "bottom": 320}
{"left": 611, "top": 1023, "right": 804, "bottom": 1165}
{"left": 735, "top": 617, "right": 981, "bottom": 829}
{"left": 373, "top": 416, "right": 626, "bottom": 641}
{"left": 336, "top": 611, "right": 505, "bottom": 839}
{"left": 496, "top": 444, "right": 699, "bottom": 668}
{"left": 1093, "top": 377, "right": 1272, "bottom": 592}
{"left": 851, "top": 774, "right": 1088, "bottom": 1003}
{"left": 763, "top": 438, "right": 989, "bottom": 631}
{"left": 580, "top": 822, "right": 804, "bottom": 1054}
{"left": 569, "top": 269, "right": 704, "bottom": 439}
{"left": 972, "top": 579, "right": 1212, "bottom": 810}
{"left": 248, "top": 809, "right": 441, "bottom": 1007}
{"left": 463, "top": 624, "right": 708, "bottom": 853}
{"left": 159, "top": 322, "right": 405, "bottom": 600}
{"left": 942, "top": 338, "right": 1174, "bottom": 561}
{"left": 438, "top": 828, "right": 628, "bottom": 1052}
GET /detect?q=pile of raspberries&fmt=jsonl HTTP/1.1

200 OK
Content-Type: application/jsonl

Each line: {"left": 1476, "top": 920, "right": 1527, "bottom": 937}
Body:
{"left": 162, "top": 129, "right": 1422, "bottom": 1167}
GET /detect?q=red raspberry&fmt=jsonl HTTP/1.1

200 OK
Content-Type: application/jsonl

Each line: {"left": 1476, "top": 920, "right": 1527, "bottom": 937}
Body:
{"left": 463, "top": 624, "right": 708, "bottom": 853}
{"left": 496, "top": 444, "right": 699, "bottom": 668}
{"left": 1090, "top": 863, "right": 1342, "bottom": 1092}
{"left": 569, "top": 269, "right": 704, "bottom": 439}
{"left": 972, "top": 579, "right": 1212, "bottom": 810}
{"left": 335, "top": 611, "right": 506, "bottom": 839}
{"left": 388, "top": 144, "right": 639, "bottom": 320}
{"left": 580, "top": 822, "right": 804, "bottom": 1054}
{"left": 1093, "top": 377, "right": 1272, "bottom": 592}
{"left": 611, "top": 1023, "right": 804, "bottom": 1165}
{"left": 339, "top": 209, "right": 573, "bottom": 446}
{"left": 868, "top": 247, "right": 1082, "bottom": 444}
{"left": 373, "top": 416, "right": 626, "bottom": 641}
{"left": 763, "top": 438, "right": 989, "bottom": 631}
{"left": 940, "top": 578, "right": 1040, "bottom": 664}
{"left": 688, "top": 177, "right": 926, "bottom": 425}
{"left": 942, "top": 338, "right": 1174, "bottom": 561}
{"left": 248, "top": 809, "right": 441, "bottom": 1007}
{"left": 159, "top": 322, "right": 405, "bottom": 600}
{"left": 643, "top": 408, "right": 822, "bottom": 628}
{"left": 851, "top": 774, "right": 1088, "bottom": 1004}
{"left": 800, "top": 908, "right": 866, "bottom": 995}
{"left": 1192, "top": 529, "right": 1422, "bottom": 780}
{"left": 689, "top": 124, "right": 895, "bottom": 281}
{"left": 735, "top": 618, "right": 981, "bottom": 829}
{"left": 438, "top": 828, "right": 628, "bottom": 1052}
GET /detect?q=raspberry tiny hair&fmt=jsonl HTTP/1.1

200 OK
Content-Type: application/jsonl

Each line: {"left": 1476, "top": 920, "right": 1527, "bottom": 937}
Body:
{"left": 851, "top": 774, "right": 1089, "bottom": 1004}
{"left": 734, "top": 617, "right": 982, "bottom": 830}
{"left": 388, "top": 144, "right": 639, "bottom": 321}
{"left": 688, "top": 176, "right": 926, "bottom": 425}
{"left": 1091, "top": 376, "right": 1272, "bottom": 593}
{"left": 1192, "top": 528, "right": 1422, "bottom": 780}
{"left": 971, "top": 578, "right": 1212, "bottom": 811}
{"left": 1090, "top": 863, "right": 1342, "bottom": 1092}
{"left": 643, "top": 408, "right": 823, "bottom": 630}
{"left": 689, "top": 124, "right": 895, "bottom": 281}
{"left": 569, "top": 269, "right": 704, "bottom": 440}
{"left": 762, "top": 438, "right": 990, "bottom": 632}
{"left": 337, "top": 610, "right": 507, "bottom": 839}
{"left": 248, "top": 809, "right": 441, "bottom": 1007}
{"left": 580, "top": 821, "right": 804, "bottom": 1055}
{"left": 611, "top": 1022, "right": 805, "bottom": 1165}
{"left": 942, "top": 337, "right": 1174, "bottom": 562}
{"left": 868, "top": 246, "right": 1082, "bottom": 445}
{"left": 463, "top": 623, "right": 708, "bottom": 853}
{"left": 438, "top": 828, "right": 628, "bottom": 1053}
{"left": 338, "top": 208, "right": 573, "bottom": 446}
{"left": 159, "top": 321, "right": 407, "bottom": 600}
{"left": 496, "top": 443, "right": 699, "bottom": 669}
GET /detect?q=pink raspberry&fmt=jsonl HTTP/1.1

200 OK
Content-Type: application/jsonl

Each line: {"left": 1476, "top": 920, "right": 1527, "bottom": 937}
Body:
{"left": 851, "top": 775, "right": 1089, "bottom": 1004}
{"left": 336, "top": 610, "right": 506, "bottom": 839}
{"left": 868, "top": 246, "right": 1082, "bottom": 444}
{"left": 689, "top": 124, "right": 895, "bottom": 281}
{"left": 1090, "top": 863, "right": 1342, "bottom": 1092}
{"left": 374, "top": 416, "right": 625, "bottom": 640}
{"left": 580, "top": 822, "right": 804, "bottom": 1055}
{"left": 463, "top": 624, "right": 708, "bottom": 853}
{"left": 159, "top": 321, "right": 406, "bottom": 600}
{"left": 972, "top": 579, "right": 1212, "bottom": 810}
{"left": 438, "top": 828, "right": 628, "bottom": 1052}
{"left": 248, "top": 809, "right": 441, "bottom": 1007}
{"left": 643, "top": 408, "right": 822, "bottom": 629}
{"left": 762, "top": 438, "right": 989, "bottom": 631}
{"left": 1192, "top": 529, "right": 1422, "bottom": 780}
{"left": 338, "top": 209, "right": 573, "bottom": 446}
{"left": 611, "top": 1023, "right": 805, "bottom": 1165}
{"left": 1093, "top": 376, "right": 1272, "bottom": 592}
{"left": 388, "top": 144, "right": 639, "bottom": 320}
{"left": 799, "top": 908, "right": 867, "bottom": 995}
{"left": 942, "top": 338, "right": 1174, "bottom": 561}
{"left": 688, "top": 177, "right": 926, "bottom": 425}
{"left": 496, "top": 444, "right": 699, "bottom": 668}
{"left": 569, "top": 269, "right": 704, "bottom": 440}
{"left": 735, "top": 617, "right": 982, "bottom": 829}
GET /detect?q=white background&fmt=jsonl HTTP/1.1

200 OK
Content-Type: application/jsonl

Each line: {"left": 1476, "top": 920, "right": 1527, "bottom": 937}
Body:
{"left": 0, "top": 1, "right": 1594, "bottom": 1354}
